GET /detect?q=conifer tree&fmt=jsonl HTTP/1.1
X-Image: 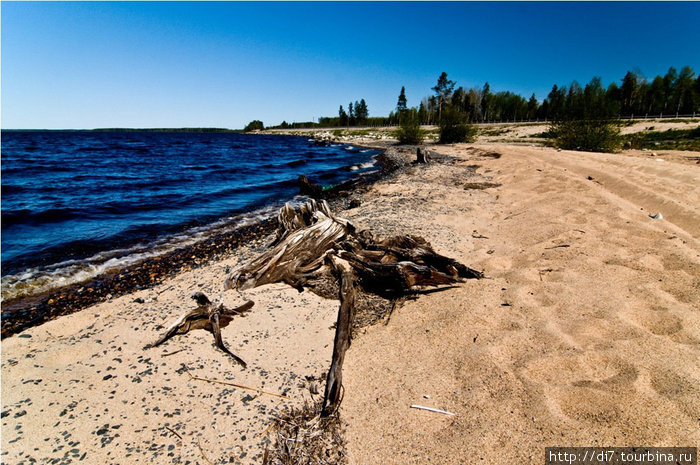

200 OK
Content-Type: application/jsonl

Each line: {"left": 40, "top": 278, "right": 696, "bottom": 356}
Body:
{"left": 527, "top": 94, "right": 539, "bottom": 120}
{"left": 663, "top": 67, "right": 678, "bottom": 113}
{"left": 481, "top": 82, "right": 492, "bottom": 121}
{"left": 648, "top": 76, "right": 665, "bottom": 115}
{"left": 432, "top": 72, "right": 456, "bottom": 122}
{"left": 355, "top": 99, "right": 369, "bottom": 124}
{"left": 547, "top": 85, "right": 566, "bottom": 119}
{"left": 339, "top": 105, "right": 348, "bottom": 126}
{"left": 621, "top": 71, "right": 638, "bottom": 115}
{"left": 348, "top": 102, "right": 355, "bottom": 126}
{"left": 675, "top": 66, "right": 697, "bottom": 114}
{"left": 397, "top": 86, "right": 407, "bottom": 113}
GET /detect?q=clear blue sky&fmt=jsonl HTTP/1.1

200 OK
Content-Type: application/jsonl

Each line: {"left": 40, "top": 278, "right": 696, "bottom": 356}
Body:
{"left": 2, "top": 1, "right": 699, "bottom": 129}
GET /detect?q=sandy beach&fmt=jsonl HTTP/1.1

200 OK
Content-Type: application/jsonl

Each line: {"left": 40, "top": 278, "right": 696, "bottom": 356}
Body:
{"left": 2, "top": 136, "right": 699, "bottom": 464}
{"left": 340, "top": 142, "right": 699, "bottom": 463}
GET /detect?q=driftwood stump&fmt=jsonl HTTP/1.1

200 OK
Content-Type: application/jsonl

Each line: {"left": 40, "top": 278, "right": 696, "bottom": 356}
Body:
{"left": 322, "top": 255, "right": 356, "bottom": 415}
{"left": 298, "top": 174, "right": 323, "bottom": 198}
{"left": 146, "top": 292, "right": 253, "bottom": 367}
{"left": 225, "top": 199, "right": 353, "bottom": 291}
{"left": 225, "top": 199, "right": 482, "bottom": 414}
{"left": 148, "top": 200, "right": 482, "bottom": 415}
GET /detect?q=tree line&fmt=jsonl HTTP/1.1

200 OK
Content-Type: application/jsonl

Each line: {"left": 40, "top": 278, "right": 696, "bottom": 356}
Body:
{"left": 255, "top": 65, "right": 699, "bottom": 132}
{"left": 396, "top": 65, "right": 699, "bottom": 126}
{"left": 394, "top": 66, "right": 699, "bottom": 147}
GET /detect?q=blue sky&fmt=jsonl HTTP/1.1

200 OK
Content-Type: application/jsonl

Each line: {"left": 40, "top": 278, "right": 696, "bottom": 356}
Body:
{"left": 2, "top": 2, "right": 699, "bottom": 129}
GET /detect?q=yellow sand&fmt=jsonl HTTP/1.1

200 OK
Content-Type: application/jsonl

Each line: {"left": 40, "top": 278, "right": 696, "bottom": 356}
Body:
{"left": 340, "top": 143, "right": 699, "bottom": 464}
{"left": 2, "top": 141, "right": 699, "bottom": 464}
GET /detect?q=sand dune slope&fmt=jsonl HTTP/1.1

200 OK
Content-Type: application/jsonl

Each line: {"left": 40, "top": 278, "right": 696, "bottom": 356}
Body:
{"left": 341, "top": 144, "right": 699, "bottom": 464}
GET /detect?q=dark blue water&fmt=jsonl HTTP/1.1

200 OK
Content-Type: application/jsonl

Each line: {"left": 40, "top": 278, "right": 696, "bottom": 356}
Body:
{"left": 1, "top": 131, "right": 380, "bottom": 299}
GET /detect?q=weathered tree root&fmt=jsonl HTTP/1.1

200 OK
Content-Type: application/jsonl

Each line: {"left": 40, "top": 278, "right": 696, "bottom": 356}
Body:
{"left": 148, "top": 199, "right": 482, "bottom": 415}
{"left": 322, "top": 254, "right": 356, "bottom": 416}
{"left": 225, "top": 199, "right": 354, "bottom": 292}
{"left": 224, "top": 199, "right": 483, "bottom": 414}
{"left": 145, "top": 292, "right": 253, "bottom": 367}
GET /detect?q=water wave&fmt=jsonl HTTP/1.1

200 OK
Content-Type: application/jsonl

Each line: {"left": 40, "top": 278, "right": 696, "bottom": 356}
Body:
{"left": 0, "top": 204, "right": 282, "bottom": 301}
{"left": 1, "top": 131, "right": 381, "bottom": 301}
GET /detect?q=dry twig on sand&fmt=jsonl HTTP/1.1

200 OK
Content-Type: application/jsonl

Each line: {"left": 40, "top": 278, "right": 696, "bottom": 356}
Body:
{"left": 164, "top": 426, "right": 182, "bottom": 440}
{"left": 183, "top": 366, "right": 289, "bottom": 399}
{"left": 263, "top": 400, "right": 345, "bottom": 465}
{"left": 197, "top": 438, "right": 215, "bottom": 465}
{"left": 410, "top": 404, "right": 456, "bottom": 416}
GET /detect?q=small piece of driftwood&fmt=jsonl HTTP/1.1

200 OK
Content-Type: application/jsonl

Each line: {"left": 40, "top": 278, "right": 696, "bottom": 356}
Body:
{"left": 162, "top": 348, "right": 186, "bottom": 357}
{"left": 298, "top": 174, "right": 323, "bottom": 198}
{"left": 197, "top": 438, "right": 215, "bottom": 465}
{"left": 184, "top": 366, "right": 289, "bottom": 399}
{"left": 164, "top": 426, "right": 182, "bottom": 440}
{"left": 145, "top": 292, "right": 253, "bottom": 367}
{"left": 410, "top": 404, "right": 455, "bottom": 416}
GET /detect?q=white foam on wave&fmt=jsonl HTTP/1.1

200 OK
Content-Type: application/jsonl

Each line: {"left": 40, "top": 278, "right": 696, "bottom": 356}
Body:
{"left": 0, "top": 204, "right": 282, "bottom": 302}
{"left": 349, "top": 159, "right": 377, "bottom": 171}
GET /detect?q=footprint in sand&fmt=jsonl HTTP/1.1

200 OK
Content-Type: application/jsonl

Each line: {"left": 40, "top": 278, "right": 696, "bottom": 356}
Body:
{"left": 558, "top": 316, "right": 647, "bottom": 348}
{"left": 521, "top": 352, "right": 638, "bottom": 389}
{"left": 629, "top": 309, "right": 683, "bottom": 336}
{"left": 649, "top": 368, "right": 700, "bottom": 420}
{"left": 557, "top": 387, "right": 623, "bottom": 424}
{"left": 619, "top": 285, "right": 699, "bottom": 344}
{"left": 604, "top": 253, "right": 666, "bottom": 273}
{"left": 519, "top": 352, "right": 639, "bottom": 424}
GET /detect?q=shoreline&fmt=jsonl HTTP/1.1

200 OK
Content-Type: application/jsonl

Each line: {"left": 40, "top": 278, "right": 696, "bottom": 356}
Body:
{"left": 0, "top": 142, "right": 407, "bottom": 339}
{"left": 2, "top": 140, "right": 698, "bottom": 464}
{"left": 0, "top": 217, "right": 277, "bottom": 338}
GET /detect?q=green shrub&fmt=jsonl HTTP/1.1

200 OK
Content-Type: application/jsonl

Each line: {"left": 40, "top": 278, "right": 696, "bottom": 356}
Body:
{"left": 530, "top": 127, "right": 559, "bottom": 139}
{"left": 552, "top": 119, "right": 622, "bottom": 152}
{"left": 624, "top": 127, "right": 700, "bottom": 151}
{"left": 438, "top": 107, "right": 477, "bottom": 144}
{"left": 394, "top": 111, "right": 424, "bottom": 145}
